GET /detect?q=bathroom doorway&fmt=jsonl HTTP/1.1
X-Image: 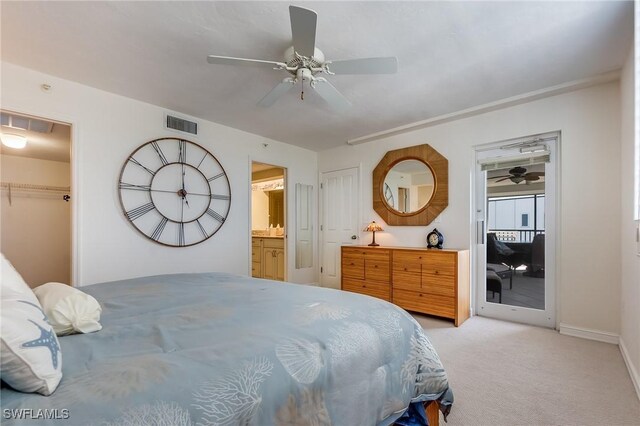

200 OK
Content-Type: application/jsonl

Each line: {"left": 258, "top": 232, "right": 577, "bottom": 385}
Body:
{"left": 250, "top": 162, "right": 287, "bottom": 281}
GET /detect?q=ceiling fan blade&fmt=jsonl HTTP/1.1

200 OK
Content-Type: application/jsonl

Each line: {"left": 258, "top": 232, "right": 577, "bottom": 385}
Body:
{"left": 257, "top": 79, "right": 295, "bottom": 107}
{"left": 327, "top": 57, "right": 398, "bottom": 75}
{"left": 312, "top": 79, "right": 351, "bottom": 112}
{"left": 489, "top": 175, "right": 512, "bottom": 180}
{"left": 525, "top": 171, "right": 545, "bottom": 177}
{"left": 207, "top": 55, "right": 286, "bottom": 69}
{"left": 495, "top": 177, "right": 511, "bottom": 183}
{"left": 289, "top": 5, "right": 317, "bottom": 57}
{"left": 525, "top": 175, "right": 540, "bottom": 181}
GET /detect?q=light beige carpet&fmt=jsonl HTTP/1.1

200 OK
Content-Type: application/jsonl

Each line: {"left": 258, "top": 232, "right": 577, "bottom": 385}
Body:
{"left": 414, "top": 315, "right": 640, "bottom": 426}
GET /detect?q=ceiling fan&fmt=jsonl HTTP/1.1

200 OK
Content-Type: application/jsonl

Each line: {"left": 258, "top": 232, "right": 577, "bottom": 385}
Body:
{"left": 490, "top": 167, "right": 545, "bottom": 184}
{"left": 206, "top": 5, "right": 398, "bottom": 111}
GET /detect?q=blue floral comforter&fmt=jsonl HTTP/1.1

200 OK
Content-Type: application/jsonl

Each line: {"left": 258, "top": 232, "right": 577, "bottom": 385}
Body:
{"left": 1, "top": 273, "right": 453, "bottom": 425}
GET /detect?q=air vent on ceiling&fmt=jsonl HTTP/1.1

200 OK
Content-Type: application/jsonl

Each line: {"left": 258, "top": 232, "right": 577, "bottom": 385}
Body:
{"left": 165, "top": 114, "right": 198, "bottom": 135}
{"left": 0, "top": 112, "right": 54, "bottom": 133}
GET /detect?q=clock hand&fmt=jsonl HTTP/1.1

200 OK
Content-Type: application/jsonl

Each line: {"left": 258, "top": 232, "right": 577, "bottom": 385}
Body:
{"left": 181, "top": 165, "right": 190, "bottom": 208}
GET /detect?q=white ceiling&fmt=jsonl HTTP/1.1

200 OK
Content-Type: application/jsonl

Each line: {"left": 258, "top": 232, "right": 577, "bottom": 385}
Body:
{"left": 0, "top": 1, "right": 633, "bottom": 151}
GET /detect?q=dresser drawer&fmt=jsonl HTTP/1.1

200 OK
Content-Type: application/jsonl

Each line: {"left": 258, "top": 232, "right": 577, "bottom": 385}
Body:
{"left": 393, "top": 250, "right": 428, "bottom": 264}
{"left": 344, "top": 248, "right": 390, "bottom": 258}
{"left": 342, "top": 255, "right": 365, "bottom": 280}
{"left": 365, "top": 257, "right": 389, "bottom": 283}
{"left": 421, "top": 274, "right": 455, "bottom": 297}
{"left": 393, "top": 289, "right": 455, "bottom": 318}
{"left": 423, "top": 252, "right": 456, "bottom": 276}
{"left": 392, "top": 269, "right": 421, "bottom": 291}
{"left": 343, "top": 278, "right": 390, "bottom": 301}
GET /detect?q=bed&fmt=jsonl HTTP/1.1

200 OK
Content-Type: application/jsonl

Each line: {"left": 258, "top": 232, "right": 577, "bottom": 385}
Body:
{"left": 1, "top": 272, "right": 453, "bottom": 425}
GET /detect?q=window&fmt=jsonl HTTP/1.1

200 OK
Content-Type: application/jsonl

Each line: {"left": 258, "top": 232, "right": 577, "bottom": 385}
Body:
{"left": 521, "top": 214, "right": 529, "bottom": 227}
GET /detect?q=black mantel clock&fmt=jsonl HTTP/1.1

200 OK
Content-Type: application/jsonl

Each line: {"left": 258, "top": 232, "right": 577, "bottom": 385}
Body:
{"left": 426, "top": 228, "right": 444, "bottom": 249}
{"left": 118, "top": 137, "right": 231, "bottom": 247}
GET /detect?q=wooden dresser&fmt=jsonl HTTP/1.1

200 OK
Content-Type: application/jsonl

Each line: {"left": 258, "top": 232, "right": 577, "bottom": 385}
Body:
{"left": 341, "top": 246, "right": 470, "bottom": 326}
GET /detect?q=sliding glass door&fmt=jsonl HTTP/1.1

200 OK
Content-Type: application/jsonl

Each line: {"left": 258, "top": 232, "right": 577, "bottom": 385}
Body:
{"left": 474, "top": 133, "right": 558, "bottom": 328}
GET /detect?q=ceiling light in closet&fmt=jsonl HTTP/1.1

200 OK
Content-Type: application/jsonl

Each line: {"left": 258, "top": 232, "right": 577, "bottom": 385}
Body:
{"left": 1, "top": 134, "right": 27, "bottom": 149}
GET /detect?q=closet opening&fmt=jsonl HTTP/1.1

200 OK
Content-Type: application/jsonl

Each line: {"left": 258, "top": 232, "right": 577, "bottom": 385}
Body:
{"left": 1, "top": 110, "right": 73, "bottom": 287}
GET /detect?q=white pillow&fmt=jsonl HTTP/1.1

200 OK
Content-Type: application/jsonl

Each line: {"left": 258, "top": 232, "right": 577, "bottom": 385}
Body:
{"left": 33, "top": 283, "right": 102, "bottom": 336}
{"left": 1, "top": 255, "right": 62, "bottom": 396}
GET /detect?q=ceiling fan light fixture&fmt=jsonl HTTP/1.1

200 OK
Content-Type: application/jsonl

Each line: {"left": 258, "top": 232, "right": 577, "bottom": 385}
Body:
{"left": 1, "top": 133, "right": 27, "bottom": 149}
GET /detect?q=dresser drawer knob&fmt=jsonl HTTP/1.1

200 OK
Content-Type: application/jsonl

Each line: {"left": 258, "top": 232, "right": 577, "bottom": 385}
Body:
{"left": 435, "top": 270, "right": 439, "bottom": 275}
{"left": 350, "top": 262, "right": 355, "bottom": 266}
{"left": 374, "top": 265, "right": 378, "bottom": 268}
{"left": 404, "top": 268, "right": 408, "bottom": 271}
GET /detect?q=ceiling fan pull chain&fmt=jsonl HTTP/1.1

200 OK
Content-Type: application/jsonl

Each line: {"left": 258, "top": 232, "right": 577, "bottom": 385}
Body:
{"left": 301, "top": 78, "right": 304, "bottom": 101}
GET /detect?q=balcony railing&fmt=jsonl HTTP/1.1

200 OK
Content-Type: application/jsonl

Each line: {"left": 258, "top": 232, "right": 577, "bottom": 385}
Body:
{"left": 490, "top": 229, "right": 545, "bottom": 243}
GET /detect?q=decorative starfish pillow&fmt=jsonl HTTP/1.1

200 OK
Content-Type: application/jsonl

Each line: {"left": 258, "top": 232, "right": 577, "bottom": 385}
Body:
{"left": 1, "top": 255, "right": 62, "bottom": 395}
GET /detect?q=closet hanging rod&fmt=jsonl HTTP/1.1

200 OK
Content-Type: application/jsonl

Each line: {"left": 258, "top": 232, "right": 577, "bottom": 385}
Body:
{"left": 0, "top": 182, "right": 70, "bottom": 192}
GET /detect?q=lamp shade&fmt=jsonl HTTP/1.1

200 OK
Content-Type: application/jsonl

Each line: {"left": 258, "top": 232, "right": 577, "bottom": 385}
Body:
{"left": 364, "top": 221, "right": 383, "bottom": 232}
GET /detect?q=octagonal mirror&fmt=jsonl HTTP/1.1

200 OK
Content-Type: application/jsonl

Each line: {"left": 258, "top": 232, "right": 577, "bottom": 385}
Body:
{"left": 373, "top": 144, "right": 448, "bottom": 226}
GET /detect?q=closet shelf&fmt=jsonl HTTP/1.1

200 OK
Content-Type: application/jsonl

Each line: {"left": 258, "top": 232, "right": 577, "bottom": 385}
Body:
{"left": 1, "top": 182, "right": 70, "bottom": 193}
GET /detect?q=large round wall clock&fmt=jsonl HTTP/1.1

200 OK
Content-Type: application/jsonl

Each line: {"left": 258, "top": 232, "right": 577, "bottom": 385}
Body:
{"left": 118, "top": 137, "right": 231, "bottom": 247}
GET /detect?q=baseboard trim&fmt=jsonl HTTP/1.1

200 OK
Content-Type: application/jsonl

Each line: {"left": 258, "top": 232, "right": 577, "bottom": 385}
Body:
{"left": 620, "top": 338, "right": 640, "bottom": 401}
{"left": 558, "top": 323, "right": 620, "bottom": 344}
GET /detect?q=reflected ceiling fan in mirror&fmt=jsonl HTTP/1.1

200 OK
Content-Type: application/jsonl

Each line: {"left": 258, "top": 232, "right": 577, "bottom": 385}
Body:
{"left": 206, "top": 5, "right": 398, "bottom": 111}
{"left": 490, "top": 166, "right": 545, "bottom": 184}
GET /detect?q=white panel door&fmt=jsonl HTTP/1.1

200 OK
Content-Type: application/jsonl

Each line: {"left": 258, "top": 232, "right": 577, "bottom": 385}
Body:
{"left": 320, "top": 167, "right": 360, "bottom": 289}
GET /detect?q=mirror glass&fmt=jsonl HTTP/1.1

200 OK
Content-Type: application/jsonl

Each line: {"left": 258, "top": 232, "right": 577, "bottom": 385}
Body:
{"left": 383, "top": 160, "right": 434, "bottom": 213}
{"left": 295, "top": 183, "right": 313, "bottom": 268}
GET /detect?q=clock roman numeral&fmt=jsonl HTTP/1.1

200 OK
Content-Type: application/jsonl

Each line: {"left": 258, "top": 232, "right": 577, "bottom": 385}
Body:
{"left": 207, "top": 172, "right": 225, "bottom": 182}
{"left": 210, "top": 194, "right": 230, "bottom": 200}
{"left": 151, "top": 217, "right": 168, "bottom": 241}
{"left": 128, "top": 158, "right": 156, "bottom": 176}
{"left": 178, "top": 140, "right": 186, "bottom": 163}
{"left": 196, "top": 152, "right": 208, "bottom": 169}
{"left": 151, "top": 141, "right": 168, "bottom": 165}
{"left": 195, "top": 219, "right": 208, "bottom": 238}
{"left": 119, "top": 182, "right": 151, "bottom": 192}
{"left": 126, "top": 203, "right": 155, "bottom": 221}
{"left": 178, "top": 222, "right": 185, "bottom": 246}
{"left": 206, "top": 208, "right": 225, "bottom": 223}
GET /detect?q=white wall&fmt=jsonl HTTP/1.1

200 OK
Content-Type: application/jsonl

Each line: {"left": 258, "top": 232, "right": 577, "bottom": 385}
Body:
{"left": 1, "top": 62, "right": 318, "bottom": 285}
{"left": 319, "top": 81, "right": 622, "bottom": 335}
{"left": 620, "top": 47, "right": 640, "bottom": 397}
{"left": 1, "top": 155, "right": 71, "bottom": 286}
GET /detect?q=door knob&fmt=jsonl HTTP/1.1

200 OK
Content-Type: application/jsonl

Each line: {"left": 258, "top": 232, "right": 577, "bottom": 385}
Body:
{"left": 351, "top": 235, "right": 357, "bottom": 240}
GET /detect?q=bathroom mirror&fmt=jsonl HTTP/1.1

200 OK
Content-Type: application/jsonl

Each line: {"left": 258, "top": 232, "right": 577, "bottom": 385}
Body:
{"left": 373, "top": 144, "right": 448, "bottom": 226}
{"left": 295, "top": 183, "right": 313, "bottom": 268}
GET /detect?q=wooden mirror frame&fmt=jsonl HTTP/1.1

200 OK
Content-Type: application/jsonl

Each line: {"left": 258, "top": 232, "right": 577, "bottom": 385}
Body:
{"left": 373, "top": 144, "right": 448, "bottom": 226}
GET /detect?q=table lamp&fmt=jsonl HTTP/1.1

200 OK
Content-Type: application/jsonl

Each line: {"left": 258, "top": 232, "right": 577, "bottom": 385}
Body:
{"left": 364, "top": 221, "right": 383, "bottom": 246}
